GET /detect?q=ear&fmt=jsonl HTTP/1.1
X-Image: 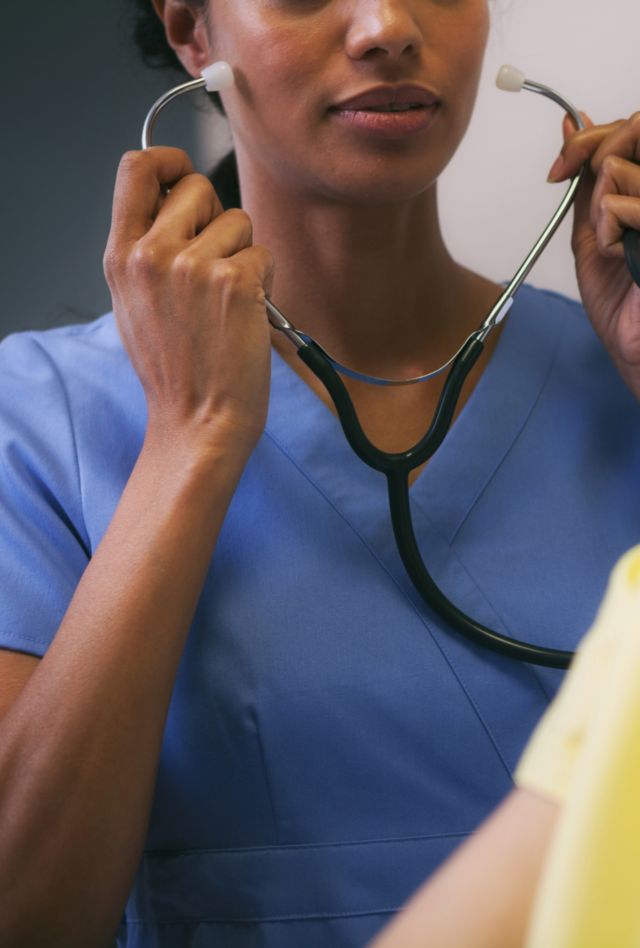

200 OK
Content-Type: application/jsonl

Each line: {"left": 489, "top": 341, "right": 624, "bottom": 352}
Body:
{"left": 151, "top": 0, "right": 212, "bottom": 78}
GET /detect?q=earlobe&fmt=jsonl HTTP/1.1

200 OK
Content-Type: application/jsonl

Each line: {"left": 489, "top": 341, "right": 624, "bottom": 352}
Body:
{"left": 153, "top": 0, "right": 212, "bottom": 78}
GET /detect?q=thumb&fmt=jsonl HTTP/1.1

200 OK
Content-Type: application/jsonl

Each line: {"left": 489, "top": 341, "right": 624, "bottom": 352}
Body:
{"left": 561, "top": 111, "right": 596, "bottom": 252}
{"left": 562, "top": 110, "right": 595, "bottom": 139}
{"left": 571, "top": 166, "right": 596, "bottom": 254}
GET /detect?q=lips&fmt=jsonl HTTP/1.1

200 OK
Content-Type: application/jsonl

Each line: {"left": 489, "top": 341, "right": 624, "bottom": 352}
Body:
{"left": 329, "top": 84, "right": 441, "bottom": 139}
{"left": 330, "top": 84, "right": 440, "bottom": 113}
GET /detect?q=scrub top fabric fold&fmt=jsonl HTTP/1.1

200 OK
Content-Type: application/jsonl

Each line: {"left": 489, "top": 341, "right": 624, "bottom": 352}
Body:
{"left": 0, "top": 285, "right": 638, "bottom": 946}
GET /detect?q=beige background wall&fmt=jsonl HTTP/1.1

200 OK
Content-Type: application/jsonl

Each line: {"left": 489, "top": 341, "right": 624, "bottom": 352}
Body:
{"left": 2, "top": 1, "right": 638, "bottom": 340}
{"left": 439, "top": 0, "right": 639, "bottom": 300}
{"left": 198, "top": 0, "right": 639, "bottom": 302}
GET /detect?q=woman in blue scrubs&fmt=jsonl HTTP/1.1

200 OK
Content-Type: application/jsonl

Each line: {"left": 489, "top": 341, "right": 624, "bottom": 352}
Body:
{"left": 0, "top": 2, "right": 639, "bottom": 946}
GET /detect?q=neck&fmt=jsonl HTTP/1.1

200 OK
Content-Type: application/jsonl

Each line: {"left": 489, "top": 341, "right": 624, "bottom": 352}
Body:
{"left": 236, "top": 151, "right": 500, "bottom": 380}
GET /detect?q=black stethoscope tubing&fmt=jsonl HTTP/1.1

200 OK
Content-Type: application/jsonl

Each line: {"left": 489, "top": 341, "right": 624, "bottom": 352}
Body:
{"left": 299, "top": 224, "right": 640, "bottom": 672}
{"left": 298, "top": 335, "right": 576, "bottom": 670}
{"left": 143, "top": 66, "right": 640, "bottom": 672}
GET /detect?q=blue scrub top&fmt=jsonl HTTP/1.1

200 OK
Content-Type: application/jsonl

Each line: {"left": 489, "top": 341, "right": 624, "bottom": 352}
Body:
{"left": 0, "top": 285, "right": 639, "bottom": 946}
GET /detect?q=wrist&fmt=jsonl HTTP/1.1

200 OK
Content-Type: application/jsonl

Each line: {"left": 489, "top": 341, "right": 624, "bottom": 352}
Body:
{"left": 130, "top": 427, "right": 252, "bottom": 545}
{"left": 143, "top": 408, "right": 262, "bottom": 473}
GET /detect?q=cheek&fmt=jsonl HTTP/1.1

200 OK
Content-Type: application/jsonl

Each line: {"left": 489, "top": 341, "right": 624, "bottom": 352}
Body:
{"left": 216, "top": 20, "right": 329, "bottom": 166}
{"left": 211, "top": 2, "right": 324, "bottom": 113}
{"left": 253, "top": 31, "right": 323, "bottom": 111}
{"left": 452, "top": 6, "right": 490, "bottom": 77}
{"left": 440, "top": 8, "right": 490, "bottom": 122}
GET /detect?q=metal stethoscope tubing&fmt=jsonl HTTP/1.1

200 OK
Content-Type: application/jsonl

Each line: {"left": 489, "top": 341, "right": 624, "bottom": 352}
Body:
{"left": 143, "top": 68, "right": 640, "bottom": 670}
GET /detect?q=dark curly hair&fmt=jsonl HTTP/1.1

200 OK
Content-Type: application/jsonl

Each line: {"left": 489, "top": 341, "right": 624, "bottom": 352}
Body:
{"left": 127, "top": 0, "right": 225, "bottom": 115}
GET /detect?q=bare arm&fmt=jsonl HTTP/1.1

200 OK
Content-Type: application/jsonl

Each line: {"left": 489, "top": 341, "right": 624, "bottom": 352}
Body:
{"left": 0, "top": 147, "right": 274, "bottom": 947}
{"left": 0, "top": 433, "right": 245, "bottom": 946}
{"left": 369, "top": 788, "right": 559, "bottom": 948}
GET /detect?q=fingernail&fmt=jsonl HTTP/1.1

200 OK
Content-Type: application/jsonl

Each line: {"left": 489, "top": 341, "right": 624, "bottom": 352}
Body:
{"left": 547, "top": 155, "right": 565, "bottom": 183}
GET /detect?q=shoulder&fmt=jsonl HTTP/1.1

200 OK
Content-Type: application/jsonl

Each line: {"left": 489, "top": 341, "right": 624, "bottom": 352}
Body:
{"left": 0, "top": 313, "right": 125, "bottom": 389}
{"left": 0, "top": 314, "right": 145, "bottom": 514}
{"left": 0, "top": 313, "right": 140, "bottom": 417}
{"left": 0, "top": 312, "right": 126, "bottom": 377}
{"left": 514, "top": 283, "right": 592, "bottom": 341}
{"left": 513, "top": 284, "right": 635, "bottom": 404}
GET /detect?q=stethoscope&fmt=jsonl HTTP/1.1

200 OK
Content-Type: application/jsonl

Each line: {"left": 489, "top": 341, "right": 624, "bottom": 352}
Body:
{"left": 143, "top": 61, "right": 640, "bottom": 670}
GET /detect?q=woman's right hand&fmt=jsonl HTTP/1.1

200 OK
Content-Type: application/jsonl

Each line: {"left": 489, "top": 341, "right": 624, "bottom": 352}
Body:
{"left": 103, "top": 146, "right": 275, "bottom": 462}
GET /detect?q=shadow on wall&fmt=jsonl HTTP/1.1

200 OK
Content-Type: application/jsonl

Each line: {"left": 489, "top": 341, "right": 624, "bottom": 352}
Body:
{"left": 0, "top": 0, "right": 216, "bottom": 340}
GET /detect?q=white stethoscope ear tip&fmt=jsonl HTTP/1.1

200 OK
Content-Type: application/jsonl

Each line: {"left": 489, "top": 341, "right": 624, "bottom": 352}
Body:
{"left": 496, "top": 64, "right": 526, "bottom": 93}
{"left": 201, "top": 60, "right": 235, "bottom": 93}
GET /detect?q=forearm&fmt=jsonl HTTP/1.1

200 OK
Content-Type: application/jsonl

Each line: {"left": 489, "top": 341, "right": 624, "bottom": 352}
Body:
{"left": 370, "top": 788, "right": 559, "bottom": 948}
{"left": 0, "top": 427, "right": 247, "bottom": 947}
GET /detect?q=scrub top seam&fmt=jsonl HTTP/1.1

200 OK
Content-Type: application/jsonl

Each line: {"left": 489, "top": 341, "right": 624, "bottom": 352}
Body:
{"left": 28, "top": 334, "right": 90, "bottom": 555}
{"left": 450, "top": 555, "right": 555, "bottom": 705}
{"left": 123, "top": 907, "right": 399, "bottom": 926}
{"left": 262, "top": 428, "right": 514, "bottom": 783}
{"left": 249, "top": 707, "right": 281, "bottom": 846}
{"left": 446, "top": 315, "right": 567, "bottom": 546}
{"left": 443, "top": 317, "right": 568, "bottom": 704}
{"left": 386, "top": 484, "right": 555, "bottom": 709}
{"left": 142, "top": 828, "right": 472, "bottom": 857}
{"left": 402, "top": 500, "right": 555, "bottom": 706}
{"left": 0, "top": 628, "right": 52, "bottom": 653}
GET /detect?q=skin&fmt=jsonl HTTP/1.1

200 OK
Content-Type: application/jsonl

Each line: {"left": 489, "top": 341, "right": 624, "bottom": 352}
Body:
{"left": 151, "top": 0, "right": 640, "bottom": 458}
{"left": 107, "top": 0, "right": 640, "bottom": 948}
{"left": 369, "top": 787, "right": 560, "bottom": 948}
{"left": 0, "top": 1, "right": 638, "bottom": 944}
{"left": 153, "top": 0, "right": 506, "bottom": 473}
{"left": 551, "top": 111, "right": 640, "bottom": 398}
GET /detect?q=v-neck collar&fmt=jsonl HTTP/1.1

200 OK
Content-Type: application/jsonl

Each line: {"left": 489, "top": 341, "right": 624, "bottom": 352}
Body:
{"left": 263, "top": 285, "right": 565, "bottom": 772}
{"left": 266, "top": 285, "right": 564, "bottom": 543}
{"left": 408, "top": 286, "right": 565, "bottom": 541}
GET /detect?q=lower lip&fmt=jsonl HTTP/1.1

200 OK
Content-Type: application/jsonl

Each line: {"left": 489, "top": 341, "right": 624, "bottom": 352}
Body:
{"left": 330, "top": 104, "right": 439, "bottom": 139}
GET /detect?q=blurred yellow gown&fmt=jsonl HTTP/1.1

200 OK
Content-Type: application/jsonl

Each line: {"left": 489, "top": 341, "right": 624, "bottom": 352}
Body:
{"left": 516, "top": 546, "right": 640, "bottom": 947}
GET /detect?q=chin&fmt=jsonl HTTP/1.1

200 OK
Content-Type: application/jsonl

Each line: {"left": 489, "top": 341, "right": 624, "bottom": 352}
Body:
{"left": 312, "top": 163, "right": 440, "bottom": 207}
{"left": 293, "top": 133, "right": 451, "bottom": 207}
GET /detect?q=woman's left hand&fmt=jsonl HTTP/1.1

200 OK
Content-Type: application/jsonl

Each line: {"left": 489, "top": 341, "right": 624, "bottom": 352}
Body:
{"left": 548, "top": 112, "right": 640, "bottom": 398}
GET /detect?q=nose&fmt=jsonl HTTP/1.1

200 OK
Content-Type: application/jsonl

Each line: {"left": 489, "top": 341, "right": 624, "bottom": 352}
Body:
{"left": 345, "top": 0, "right": 423, "bottom": 63}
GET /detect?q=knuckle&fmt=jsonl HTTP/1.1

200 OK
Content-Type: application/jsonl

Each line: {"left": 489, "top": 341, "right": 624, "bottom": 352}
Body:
{"left": 597, "top": 234, "right": 615, "bottom": 257}
{"left": 629, "top": 111, "right": 640, "bottom": 130}
{"left": 258, "top": 245, "right": 275, "bottom": 272}
{"left": 211, "top": 259, "right": 244, "bottom": 295}
{"left": 225, "top": 208, "right": 253, "bottom": 243}
{"left": 595, "top": 208, "right": 619, "bottom": 255}
{"left": 600, "top": 153, "right": 621, "bottom": 179}
{"left": 595, "top": 222, "right": 608, "bottom": 254}
{"left": 171, "top": 250, "right": 205, "bottom": 285}
{"left": 129, "top": 236, "right": 166, "bottom": 280}
{"left": 102, "top": 243, "right": 123, "bottom": 282}
{"left": 188, "top": 171, "right": 215, "bottom": 196}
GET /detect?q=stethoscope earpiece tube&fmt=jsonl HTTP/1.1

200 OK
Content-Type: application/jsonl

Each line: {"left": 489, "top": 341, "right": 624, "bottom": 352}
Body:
{"left": 624, "top": 230, "right": 640, "bottom": 288}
